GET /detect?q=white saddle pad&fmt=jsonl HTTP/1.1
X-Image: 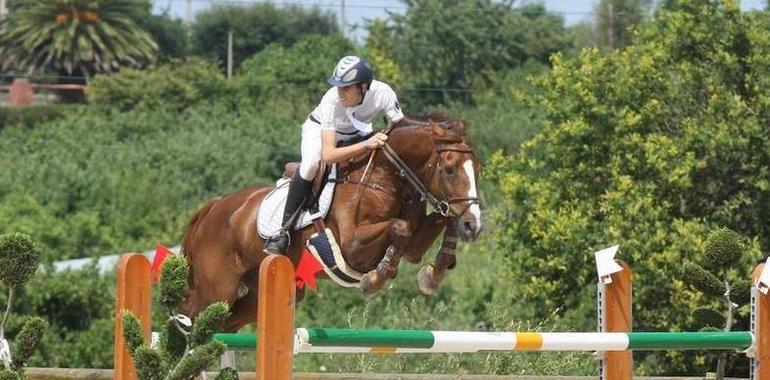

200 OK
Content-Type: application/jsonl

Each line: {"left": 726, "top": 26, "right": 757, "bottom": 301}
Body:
{"left": 257, "top": 166, "right": 337, "bottom": 239}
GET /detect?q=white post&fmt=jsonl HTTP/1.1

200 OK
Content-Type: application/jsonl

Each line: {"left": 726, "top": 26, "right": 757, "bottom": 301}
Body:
{"left": 340, "top": 0, "right": 346, "bottom": 38}
{"left": 227, "top": 31, "right": 233, "bottom": 79}
{"left": 186, "top": 0, "right": 193, "bottom": 25}
{"left": 0, "top": 0, "right": 7, "bottom": 20}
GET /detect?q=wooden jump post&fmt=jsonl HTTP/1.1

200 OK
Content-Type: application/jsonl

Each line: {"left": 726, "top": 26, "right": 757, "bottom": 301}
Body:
{"left": 113, "top": 254, "right": 152, "bottom": 380}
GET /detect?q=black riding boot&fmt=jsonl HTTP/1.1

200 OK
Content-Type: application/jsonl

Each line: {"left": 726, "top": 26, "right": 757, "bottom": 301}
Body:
{"left": 263, "top": 171, "right": 313, "bottom": 255}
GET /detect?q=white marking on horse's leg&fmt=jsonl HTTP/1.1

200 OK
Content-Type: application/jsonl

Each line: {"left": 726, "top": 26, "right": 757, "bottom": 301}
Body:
{"left": 462, "top": 160, "right": 482, "bottom": 231}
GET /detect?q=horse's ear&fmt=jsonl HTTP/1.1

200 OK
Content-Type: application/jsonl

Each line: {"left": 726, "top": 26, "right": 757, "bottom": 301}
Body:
{"left": 459, "top": 120, "right": 469, "bottom": 133}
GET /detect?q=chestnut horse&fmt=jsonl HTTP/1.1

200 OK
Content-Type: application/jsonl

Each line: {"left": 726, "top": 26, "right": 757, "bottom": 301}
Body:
{"left": 180, "top": 113, "right": 483, "bottom": 332}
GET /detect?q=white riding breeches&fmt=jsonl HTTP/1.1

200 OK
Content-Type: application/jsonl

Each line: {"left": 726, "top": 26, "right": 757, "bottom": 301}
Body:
{"left": 298, "top": 120, "right": 368, "bottom": 181}
{"left": 299, "top": 120, "right": 323, "bottom": 181}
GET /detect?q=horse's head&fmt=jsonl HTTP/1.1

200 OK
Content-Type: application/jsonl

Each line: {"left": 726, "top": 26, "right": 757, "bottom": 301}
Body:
{"left": 388, "top": 114, "right": 483, "bottom": 241}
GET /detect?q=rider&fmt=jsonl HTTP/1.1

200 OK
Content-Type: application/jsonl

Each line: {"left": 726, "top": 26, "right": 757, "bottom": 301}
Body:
{"left": 263, "top": 55, "right": 405, "bottom": 255}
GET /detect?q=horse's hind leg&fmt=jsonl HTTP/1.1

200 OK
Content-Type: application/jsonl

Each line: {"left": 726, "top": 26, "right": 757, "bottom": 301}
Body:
{"left": 222, "top": 282, "right": 307, "bottom": 332}
{"left": 222, "top": 291, "right": 258, "bottom": 332}
{"left": 417, "top": 224, "right": 458, "bottom": 296}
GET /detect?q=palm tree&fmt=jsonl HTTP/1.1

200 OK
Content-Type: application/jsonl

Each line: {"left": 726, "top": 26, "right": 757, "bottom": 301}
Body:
{"left": 0, "top": 0, "right": 158, "bottom": 80}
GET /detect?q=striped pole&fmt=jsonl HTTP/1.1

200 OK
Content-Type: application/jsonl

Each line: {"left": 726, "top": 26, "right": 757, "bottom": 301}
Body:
{"left": 215, "top": 330, "right": 754, "bottom": 353}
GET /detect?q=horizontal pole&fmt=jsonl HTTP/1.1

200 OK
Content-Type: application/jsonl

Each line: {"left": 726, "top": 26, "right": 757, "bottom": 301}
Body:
{"left": 628, "top": 332, "right": 753, "bottom": 350}
{"left": 213, "top": 330, "right": 754, "bottom": 353}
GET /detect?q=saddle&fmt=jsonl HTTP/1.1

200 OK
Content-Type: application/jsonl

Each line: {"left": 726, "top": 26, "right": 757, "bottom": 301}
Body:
{"left": 257, "top": 163, "right": 337, "bottom": 239}
{"left": 257, "top": 132, "right": 368, "bottom": 240}
{"left": 282, "top": 161, "right": 328, "bottom": 200}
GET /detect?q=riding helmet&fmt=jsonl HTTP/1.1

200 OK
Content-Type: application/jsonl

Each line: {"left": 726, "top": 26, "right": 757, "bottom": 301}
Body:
{"left": 327, "top": 56, "right": 373, "bottom": 87}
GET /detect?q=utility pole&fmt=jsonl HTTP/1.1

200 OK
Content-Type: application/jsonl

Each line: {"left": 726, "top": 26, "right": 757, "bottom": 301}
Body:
{"left": 187, "top": 0, "right": 193, "bottom": 25}
{"left": 340, "top": 0, "right": 346, "bottom": 38}
{"left": 227, "top": 31, "right": 233, "bottom": 79}
{"left": 0, "top": 0, "right": 7, "bottom": 21}
{"left": 608, "top": 3, "right": 615, "bottom": 50}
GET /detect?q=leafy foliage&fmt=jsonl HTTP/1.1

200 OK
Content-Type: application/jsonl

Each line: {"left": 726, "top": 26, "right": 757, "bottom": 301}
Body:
{"left": 0, "top": 233, "right": 40, "bottom": 287}
{"left": 87, "top": 59, "right": 231, "bottom": 111}
{"left": 159, "top": 256, "right": 188, "bottom": 311}
{"left": 0, "top": 0, "right": 158, "bottom": 79}
{"left": 488, "top": 0, "right": 768, "bottom": 375}
{"left": 386, "top": 0, "right": 570, "bottom": 105}
{"left": 238, "top": 34, "right": 354, "bottom": 103}
{"left": 0, "top": 234, "right": 46, "bottom": 378}
{"left": 595, "top": 0, "right": 653, "bottom": 49}
{"left": 191, "top": 3, "right": 339, "bottom": 69}
{"left": 137, "top": 10, "right": 189, "bottom": 63}
{"left": 0, "top": 105, "right": 70, "bottom": 130}
{"left": 704, "top": 227, "right": 743, "bottom": 268}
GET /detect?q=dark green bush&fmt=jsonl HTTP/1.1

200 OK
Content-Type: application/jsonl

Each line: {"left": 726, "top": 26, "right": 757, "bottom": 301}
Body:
{"left": 0, "top": 105, "right": 69, "bottom": 130}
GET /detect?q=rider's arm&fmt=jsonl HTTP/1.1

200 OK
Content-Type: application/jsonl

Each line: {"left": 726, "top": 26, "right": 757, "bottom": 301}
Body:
{"left": 321, "top": 129, "right": 386, "bottom": 164}
{"left": 378, "top": 82, "right": 405, "bottom": 124}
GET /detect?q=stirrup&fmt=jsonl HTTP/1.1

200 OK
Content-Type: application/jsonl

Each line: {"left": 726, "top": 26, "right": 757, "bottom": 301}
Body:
{"left": 263, "top": 230, "right": 291, "bottom": 255}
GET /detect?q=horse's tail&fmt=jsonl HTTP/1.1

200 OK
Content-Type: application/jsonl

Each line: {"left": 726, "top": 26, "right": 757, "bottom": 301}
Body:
{"left": 181, "top": 197, "right": 220, "bottom": 289}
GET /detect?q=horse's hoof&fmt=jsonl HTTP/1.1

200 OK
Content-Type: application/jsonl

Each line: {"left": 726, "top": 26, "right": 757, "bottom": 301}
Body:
{"left": 417, "top": 265, "right": 439, "bottom": 296}
{"left": 359, "top": 271, "right": 380, "bottom": 298}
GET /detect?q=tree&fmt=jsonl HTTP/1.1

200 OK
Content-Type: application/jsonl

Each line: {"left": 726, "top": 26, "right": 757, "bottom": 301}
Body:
{"left": 364, "top": 19, "right": 403, "bottom": 88}
{"left": 191, "top": 3, "right": 339, "bottom": 70}
{"left": 137, "top": 10, "right": 189, "bottom": 62}
{"left": 595, "top": 0, "right": 652, "bottom": 50}
{"left": 488, "top": 0, "right": 770, "bottom": 375}
{"left": 238, "top": 34, "right": 354, "bottom": 104}
{"left": 0, "top": 0, "right": 157, "bottom": 80}
{"left": 0, "top": 233, "right": 46, "bottom": 378}
{"left": 682, "top": 228, "right": 751, "bottom": 379}
{"left": 385, "top": 0, "right": 570, "bottom": 106}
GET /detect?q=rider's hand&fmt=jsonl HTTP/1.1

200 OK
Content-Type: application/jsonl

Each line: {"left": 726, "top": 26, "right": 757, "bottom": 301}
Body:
{"left": 365, "top": 132, "right": 388, "bottom": 151}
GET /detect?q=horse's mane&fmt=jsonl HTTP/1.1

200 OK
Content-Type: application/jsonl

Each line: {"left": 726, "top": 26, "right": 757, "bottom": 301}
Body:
{"left": 394, "top": 112, "right": 469, "bottom": 136}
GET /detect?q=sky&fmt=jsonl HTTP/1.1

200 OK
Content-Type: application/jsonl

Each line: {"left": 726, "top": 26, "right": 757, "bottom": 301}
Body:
{"left": 154, "top": 0, "right": 768, "bottom": 38}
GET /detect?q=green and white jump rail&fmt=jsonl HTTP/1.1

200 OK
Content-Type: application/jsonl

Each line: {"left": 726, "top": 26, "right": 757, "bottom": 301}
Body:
{"left": 213, "top": 329, "right": 755, "bottom": 354}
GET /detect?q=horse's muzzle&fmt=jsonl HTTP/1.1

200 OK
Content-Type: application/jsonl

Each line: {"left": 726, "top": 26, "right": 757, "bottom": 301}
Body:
{"left": 457, "top": 212, "right": 482, "bottom": 241}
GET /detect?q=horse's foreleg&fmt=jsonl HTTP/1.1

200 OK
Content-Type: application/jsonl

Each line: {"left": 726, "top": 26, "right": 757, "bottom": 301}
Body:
{"left": 417, "top": 223, "right": 458, "bottom": 295}
{"left": 403, "top": 212, "right": 447, "bottom": 264}
{"left": 347, "top": 219, "right": 411, "bottom": 297}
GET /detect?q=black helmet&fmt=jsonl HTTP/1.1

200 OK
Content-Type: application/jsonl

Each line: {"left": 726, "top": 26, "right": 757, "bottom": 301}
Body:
{"left": 327, "top": 56, "right": 373, "bottom": 87}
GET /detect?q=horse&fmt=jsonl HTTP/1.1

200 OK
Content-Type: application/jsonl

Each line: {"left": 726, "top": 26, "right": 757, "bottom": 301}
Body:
{"left": 179, "top": 113, "right": 483, "bottom": 332}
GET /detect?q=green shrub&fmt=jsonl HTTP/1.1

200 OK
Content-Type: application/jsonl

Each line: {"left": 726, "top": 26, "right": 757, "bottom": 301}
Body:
{"left": 0, "top": 105, "right": 70, "bottom": 129}
{"left": 86, "top": 59, "right": 232, "bottom": 111}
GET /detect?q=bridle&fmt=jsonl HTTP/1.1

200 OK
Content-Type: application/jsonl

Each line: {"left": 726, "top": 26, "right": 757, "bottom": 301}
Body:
{"left": 379, "top": 119, "right": 481, "bottom": 218}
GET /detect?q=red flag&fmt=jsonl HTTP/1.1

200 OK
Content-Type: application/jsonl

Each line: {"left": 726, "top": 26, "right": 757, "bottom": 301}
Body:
{"left": 295, "top": 248, "right": 324, "bottom": 291}
{"left": 151, "top": 244, "right": 173, "bottom": 284}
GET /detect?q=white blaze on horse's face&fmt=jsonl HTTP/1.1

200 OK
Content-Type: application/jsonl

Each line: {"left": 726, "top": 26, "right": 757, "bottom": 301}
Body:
{"left": 462, "top": 159, "right": 483, "bottom": 236}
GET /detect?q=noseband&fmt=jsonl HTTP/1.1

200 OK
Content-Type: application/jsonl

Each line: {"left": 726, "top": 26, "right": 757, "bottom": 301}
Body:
{"left": 380, "top": 119, "right": 481, "bottom": 218}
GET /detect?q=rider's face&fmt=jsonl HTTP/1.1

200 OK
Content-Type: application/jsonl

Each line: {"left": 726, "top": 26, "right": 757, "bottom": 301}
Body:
{"left": 337, "top": 84, "right": 363, "bottom": 107}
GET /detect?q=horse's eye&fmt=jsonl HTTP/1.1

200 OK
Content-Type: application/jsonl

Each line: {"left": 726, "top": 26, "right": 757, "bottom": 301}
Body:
{"left": 444, "top": 166, "right": 455, "bottom": 176}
